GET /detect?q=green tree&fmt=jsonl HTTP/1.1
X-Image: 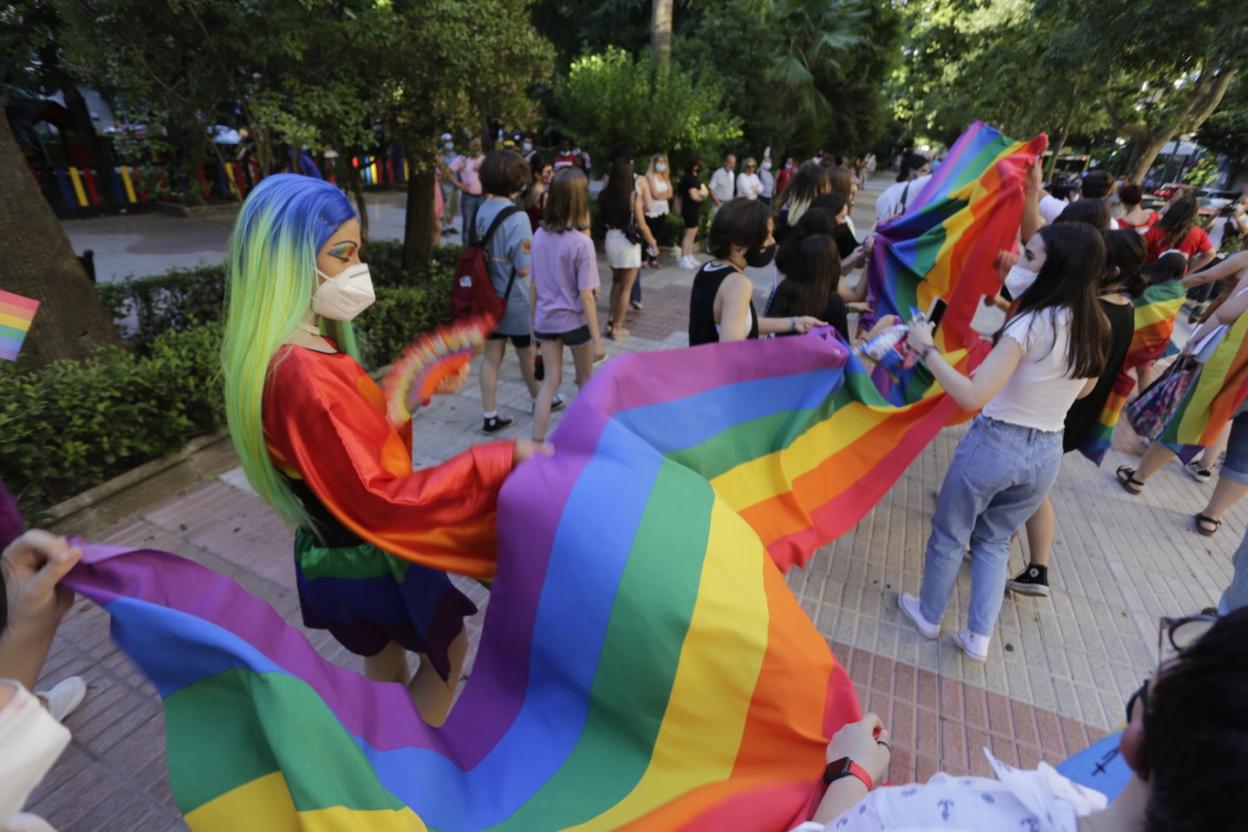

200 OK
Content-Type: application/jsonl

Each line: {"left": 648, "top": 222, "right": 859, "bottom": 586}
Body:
{"left": 552, "top": 47, "right": 742, "bottom": 167}
{"left": 1197, "top": 74, "right": 1248, "bottom": 181}
{"left": 381, "top": 0, "right": 553, "bottom": 269}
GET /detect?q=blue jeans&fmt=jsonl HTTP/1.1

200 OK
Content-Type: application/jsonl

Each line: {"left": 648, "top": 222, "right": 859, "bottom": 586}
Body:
{"left": 460, "top": 192, "right": 483, "bottom": 239}
{"left": 1219, "top": 412, "right": 1248, "bottom": 483}
{"left": 1220, "top": 528, "right": 1248, "bottom": 614}
{"left": 919, "top": 416, "right": 1064, "bottom": 636}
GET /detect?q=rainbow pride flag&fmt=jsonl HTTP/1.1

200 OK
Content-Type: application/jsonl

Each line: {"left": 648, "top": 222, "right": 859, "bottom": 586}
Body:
{"left": 1160, "top": 302, "right": 1248, "bottom": 460}
{"left": 58, "top": 123, "right": 1043, "bottom": 829}
{"left": 1078, "top": 280, "right": 1187, "bottom": 464}
{"left": 0, "top": 290, "right": 39, "bottom": 361}
{"left": 64, "top": 330, "right": 984, "bottom": 830}
{"left": 868, "top": 122, "right": 1048, "bottom": 402}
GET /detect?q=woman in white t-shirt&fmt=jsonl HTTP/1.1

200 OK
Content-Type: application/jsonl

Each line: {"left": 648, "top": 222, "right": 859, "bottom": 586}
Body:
{"left": 736, "top": 158, "right": 764, "bottom": 201}
{"left": 899, "top": 220, "right": 1111, "bottom": 662}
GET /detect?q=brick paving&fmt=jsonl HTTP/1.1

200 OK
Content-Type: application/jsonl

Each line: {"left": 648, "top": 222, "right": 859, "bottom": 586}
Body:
{"left": 28, "top": 182, "right": 1246, "bottom": 828}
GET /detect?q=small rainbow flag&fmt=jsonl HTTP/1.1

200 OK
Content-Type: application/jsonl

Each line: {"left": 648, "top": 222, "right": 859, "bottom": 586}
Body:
{"left": 1160, "top": 301, "right": 1248, "bottom": 461}
{"left": 1078, "top": 280, "right": 1187, "bottom": 464}
{"left": 0, "top": 290, "right": 39, "bottom": 362}
{"left": 868, "top": 122, "right": 1048, "bottom": 405}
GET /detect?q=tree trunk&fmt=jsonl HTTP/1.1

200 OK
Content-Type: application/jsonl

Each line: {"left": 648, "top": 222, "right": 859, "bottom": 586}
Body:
{"left": 403, "top": 169, "right": 437, "bottom": 272}
{"left": 1045, "top": 81, "right": 1081, "bottom": 182}
{"left": 651, "top": 0, "right": 673, "bottom": 66}
{"left": 1126, "top": 132, "right": 1178, "bottom": 184}
{"left": 0, "top": 114, "right": 120, "bottom": 368}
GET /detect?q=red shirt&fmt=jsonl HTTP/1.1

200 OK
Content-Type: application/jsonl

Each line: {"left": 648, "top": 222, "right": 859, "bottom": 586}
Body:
{"left": 1117, "top": 210, "right": 1159, "bottom": 230}
{"left": 1142, "top": 224, "right": 1213, "bottom": 264}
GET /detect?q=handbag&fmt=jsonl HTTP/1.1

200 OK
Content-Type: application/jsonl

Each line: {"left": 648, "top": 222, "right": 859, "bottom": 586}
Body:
{"left": 1126, "top": 355, "right": 1199, "bottom": 440}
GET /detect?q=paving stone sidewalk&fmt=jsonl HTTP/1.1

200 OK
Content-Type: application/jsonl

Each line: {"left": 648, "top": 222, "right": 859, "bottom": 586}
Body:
{"left": 29, "top": 183, "right": 1245, "bottom": 828}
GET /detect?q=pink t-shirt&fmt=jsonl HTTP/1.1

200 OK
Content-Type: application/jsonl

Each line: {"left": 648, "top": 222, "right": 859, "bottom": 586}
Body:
{"left": 532, "top": 227, "right": 600, "bottom": 334}
{"left": 450, "top": 154, "right": 483, "bottom": 195}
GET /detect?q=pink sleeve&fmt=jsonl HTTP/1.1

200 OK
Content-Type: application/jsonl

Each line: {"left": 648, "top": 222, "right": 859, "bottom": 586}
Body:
{"left": 576, "top": 234, "right": 601, "bottom": 292}
{"left": 449, "top": 156, "right": 464, "bottom": 173}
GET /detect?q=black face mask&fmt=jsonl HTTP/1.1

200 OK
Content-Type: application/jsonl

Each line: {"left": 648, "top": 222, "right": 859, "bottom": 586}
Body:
{"left": 745, "top": 243, "right": 776, "bottom": 268}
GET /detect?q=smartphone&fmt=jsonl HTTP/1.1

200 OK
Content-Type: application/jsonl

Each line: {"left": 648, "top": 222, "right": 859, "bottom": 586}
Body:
{"left": 927, "top": 297, "right": 948, "bottom": 331}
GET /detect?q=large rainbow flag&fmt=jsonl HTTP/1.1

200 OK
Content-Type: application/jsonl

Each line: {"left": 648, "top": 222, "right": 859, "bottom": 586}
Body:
{"left": 868, "top": 121, "right": 1049, "bottom": 407}
{"left": 1077, "top": 280, "right": 1186, "bottom": 464}
{"left": 59, "top": 122, "right": 1047, "bottom": 830}
{"left": 1160, "top": 301, "right": 1248, "bottom": 460}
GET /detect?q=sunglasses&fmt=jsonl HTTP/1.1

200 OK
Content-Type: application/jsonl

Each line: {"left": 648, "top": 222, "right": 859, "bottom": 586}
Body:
{"left": 1125, "top": 614, "right": 1217, "bottom": 723}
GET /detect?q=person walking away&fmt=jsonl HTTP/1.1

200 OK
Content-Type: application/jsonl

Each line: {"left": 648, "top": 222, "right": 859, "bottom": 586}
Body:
{"left": 601, "top": 157, "right": 657, "bottom": 340}
{"left": 473, "top": 150, "right": 547, "bottom": 433}
{"left": 530, "top": 168, "right": 605, "bottom": 443}
{"left": 736, "top": 157, "right": 764, "bottom": 201}
{"left": 899, "top": 209, "right": 1111, "bottom": 662}
{"left": 678, "top": 158, "right": 709, "bottom": 271}
{"left": 773, "top": 161, "right": 832, "bottom": 244}
{"left": 524, "top": 154, "right": 553, "bottom": 232}
{"left": 449, "top": 136, "right": 485, "bottom": 238}
{"left": 1142, "top": 195, "right": 1216, "bottom": 271}
{"left": 875, "top": 151, "right": 931, "bottom": 222}
{"left": 1009, "top": 230, "right": 1147, "bottom": 597}
{"left": 708, "top": 152, "right": 737, "bottom": 218}
{"left": 687, "top": 198, "right": 823, "bottom": 345}
{"left": 1117, "top": 182, "right": 1159, "bottom": 230}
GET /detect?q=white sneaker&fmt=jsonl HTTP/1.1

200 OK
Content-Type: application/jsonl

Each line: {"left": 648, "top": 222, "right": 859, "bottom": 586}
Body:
{"left": 898, "top": 593, "right": 939, "bottom": 639}
{"left": 954, "top": 628, "right": 990, "bottom": 662}
{"left": 36, "top": 676, "right": 87, "bottom": 723}
{"left": 6, "top": 812, "right": 57, "bottom": 832}
{"left": 680, "top": 256, "right": 699, "bottom": 270}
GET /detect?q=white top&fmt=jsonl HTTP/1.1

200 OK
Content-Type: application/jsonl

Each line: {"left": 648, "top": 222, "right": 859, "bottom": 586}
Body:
{"left": 710, "top": 167, "right": 736, "bottom": 202}
{"left": 759, "top": 167, "right": 775, "bottom": 197}
{"left": 792, "top": 750, "right": 1106, "bottom": 832}
{"left": 715, "top": 307, "right": 755, "bottom": 339}
{"left": 982, "top": 308, "right": 1090, "bottom": 432}
{"left": 1, "top": 680, "right": 71, "bottom": 822}
{"left": 1038, "top": 194, "right": 1068, "bottom": 224}
{"left": 875, "top": 174, "right": 934, "bottom": 222}
{"left": 737, "top": 172, "right": 764, "bottom": 200}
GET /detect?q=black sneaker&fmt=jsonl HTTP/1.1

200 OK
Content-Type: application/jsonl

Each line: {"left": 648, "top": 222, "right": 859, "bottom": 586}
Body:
{"left": 482, "top": 414, "right": 514, "bottom": 433}
{"left": 1007, "top": 565, "right": 1050, "bottom": 597}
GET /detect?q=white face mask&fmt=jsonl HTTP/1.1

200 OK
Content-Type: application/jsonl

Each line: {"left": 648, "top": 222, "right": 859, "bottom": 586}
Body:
{"left": 313, "top": 262, "right": 375, "bottom": 321}
{"left": 444, "top": 142, "right": 454, "bottom": 150}
{"left": 655, "top": 162, "right": 667, "bottom": 173}
{"left": 522, "top": 142, "right": 533, "bottom": 152}
{"left": 1004, "top": 264, "right": 1038, "bottom": 299}
{"left": 762, "top": 161, "right": 772, "bottom": 170}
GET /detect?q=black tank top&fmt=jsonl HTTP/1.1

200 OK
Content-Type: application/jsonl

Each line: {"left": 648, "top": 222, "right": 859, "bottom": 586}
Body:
{"left": 688, "top": 262, "right": 760, "bottom": 346}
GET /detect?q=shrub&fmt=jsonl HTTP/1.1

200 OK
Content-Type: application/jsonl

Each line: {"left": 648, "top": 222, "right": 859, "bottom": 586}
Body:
{"left": 553, "top": 48, "right": 743, "bottom": 175}
{"left": 0, "top": 323, "right": 225, "bottom": 516}
{"left": 97, "top": 240, "right": 457, "bottom": 351}
{"left": 1, "top": 245, "right": 460, "bottom": 517}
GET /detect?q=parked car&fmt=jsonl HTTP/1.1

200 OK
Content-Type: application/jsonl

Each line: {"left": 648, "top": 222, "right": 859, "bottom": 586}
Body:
{"left": 1198, "top": 188, "right": 1241, "bottom": 216}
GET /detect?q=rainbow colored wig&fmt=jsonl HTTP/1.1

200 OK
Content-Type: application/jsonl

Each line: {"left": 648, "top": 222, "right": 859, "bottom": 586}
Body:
{"left": 221, "top": 174, "right": 357, "bottom": 530}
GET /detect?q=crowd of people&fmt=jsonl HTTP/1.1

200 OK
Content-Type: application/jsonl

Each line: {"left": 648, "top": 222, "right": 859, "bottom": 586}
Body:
{"left": 7, "top": 128, "right": 1248, "bottom": 831}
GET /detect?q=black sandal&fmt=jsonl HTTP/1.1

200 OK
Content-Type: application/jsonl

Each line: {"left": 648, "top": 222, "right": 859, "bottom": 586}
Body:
{"left": 1116, "top": 466, "right": 1145, "bottom": 495}
{"left": 1196, "top": 513, "right": 1222, "bottom": 536}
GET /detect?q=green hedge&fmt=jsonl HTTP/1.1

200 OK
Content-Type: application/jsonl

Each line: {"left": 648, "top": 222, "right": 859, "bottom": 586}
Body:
{"left": 2, "top": 241, "right": 458, "bottom": 517}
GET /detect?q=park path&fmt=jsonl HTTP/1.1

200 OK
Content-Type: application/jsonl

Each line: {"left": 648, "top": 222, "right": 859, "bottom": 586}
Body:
{"left": 29, "top": 181, "right": 1245, "bottom": 828}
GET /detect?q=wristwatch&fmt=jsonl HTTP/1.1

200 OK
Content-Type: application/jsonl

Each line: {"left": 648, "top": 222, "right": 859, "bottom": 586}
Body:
{"left": 824, "top": 756, "right": 874, "bottom": 790}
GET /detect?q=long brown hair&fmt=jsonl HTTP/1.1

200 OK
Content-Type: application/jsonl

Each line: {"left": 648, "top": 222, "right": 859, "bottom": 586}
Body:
{"left": 1007, "top": 223, "right": 1110, "bottom": 378}
{"left": 775, "top": 161, "right": 829, "bottom": 224}
{"left": 769, "top": 232, "right": 841, "bottom": 319}
{"left": 1155, "top": 196, "right": 1200, "bottom": 248}
{"left": 542, "top": 167, "right": 591, "bottom": 232}
{"left": 600, "top": 157, "right": 635, "bottom": 229}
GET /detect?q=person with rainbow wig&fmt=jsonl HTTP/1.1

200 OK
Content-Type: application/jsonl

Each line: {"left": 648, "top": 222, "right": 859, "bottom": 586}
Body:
{"left": 221, "top": 174, "right": 540, "bottom": 725}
